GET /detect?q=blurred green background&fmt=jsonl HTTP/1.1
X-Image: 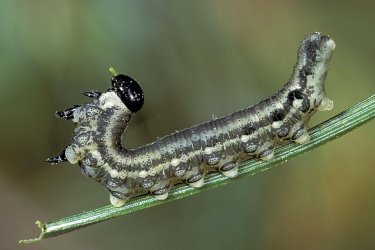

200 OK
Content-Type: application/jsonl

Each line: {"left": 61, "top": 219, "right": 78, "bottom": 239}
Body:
{"left": 1, "top": 1, "right": 374, "bottom": 249}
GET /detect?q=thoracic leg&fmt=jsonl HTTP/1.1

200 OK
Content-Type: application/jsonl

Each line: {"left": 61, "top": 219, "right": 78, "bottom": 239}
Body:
{"left": 55, "top": 105, "right": 80, "bottom": 120}
{"left": 45, "top": 148, "right": 67, "bottom": 164}
{"left": 81, "top": 90, "right": 102, "bottom": 99}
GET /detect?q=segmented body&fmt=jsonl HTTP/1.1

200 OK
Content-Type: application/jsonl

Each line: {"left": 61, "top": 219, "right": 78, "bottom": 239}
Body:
{"left": 50, "top": 33, "right": 335, "bottom": 207}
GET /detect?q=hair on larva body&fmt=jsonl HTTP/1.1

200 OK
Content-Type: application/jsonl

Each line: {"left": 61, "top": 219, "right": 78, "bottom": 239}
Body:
{"left": 47, "top": 32, "right": 335, "bottom": 207}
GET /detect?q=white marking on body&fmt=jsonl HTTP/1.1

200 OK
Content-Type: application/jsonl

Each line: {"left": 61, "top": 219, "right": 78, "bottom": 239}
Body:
{"left": 204, "top": 147, "right": 213, "bottom": 155}
{"left": 65, "top": 145, "right": 79, "bottom": 164}
{"left": 138, "top": 170, "right": 148, "bottom": 178}
{"left": 241, "top": 134, "right": 251, "bottom": 143}
{"left": 293, "top": 99, "right": 303, "bottom": 109}
{"left": 148, "top": 168, "right": 157, "bottom": 176}
{"left": 127, "top": 171, "right": 138, "bottom": 178}
{"left": 99, "top": 92, "right": 128, "bottom": 110}
{"left": 180, "top": 154, "right": 189, "bottom": 163}
{"left": 109, "top": 169, "right": 119, "bottom": 178}
{"left": 171, "top": 158, "right": 180, "bottom": 167}
{"left": 271, "top": 121, "right": 283, "bottom": 130}
{"left": 119, "top": 170, "right": 127, "bottom": 179}
{"left": 154, "top": 164, "right": 165, "bottom": 173}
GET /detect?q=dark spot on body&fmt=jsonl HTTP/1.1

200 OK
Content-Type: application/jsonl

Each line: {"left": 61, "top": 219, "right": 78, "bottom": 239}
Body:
{"left": 187, "top": 173, "right": 204, "bottom": 184}
{"left": 80, "top": 166, "right": 91, "bottom": 177}
{"left": 110, "top": 191, "right": 130, "bottom": 200}
{"left": 243, "top": 124, "right": 256, "bottom": 135}
{"left": 105, "top": 177, "right": 122, "bottom": 189}
{"left": 301, "top": 98, "right": 311, "bottom": 113}
{"left": 287, "top": 90, "right": 304, "bottom": 104}
{"left": 271, "top": 109, "right": 286, "bottom": 121}
{"left": 241, "top": 140, "right": 258, "bottom": 153}
{"left": 171, "top": 161, "right": 189, "bottom": 177}
{"left": 173, "top": 167, "right": 187, "bottom": 177}
{"left": 305, "top": 38, "right": 319, "bottom": 63}
{"left": 139, "top": 176, "right": 156, "bottom": 189}
{"left": 220, "top": 162, "right": 236, "bottom": 172}
{"left": 258, "top": 147, "right": 274, "bottom": 159}
{"left": 277, "top": 127, "right": 289, "bottom": 138}
{"left": 292, "top": 129, "right": 305, "bottom": 141}
{"left": 152, "top": 186, "right": 169, "bottom": 196}
{"left": 203, "top": 150, "right": 222, "bottom": 166}
{"left": 301, "top": 65, "right": 313, "bottom": 76}
{"left": 314, "top": 98, "right": 322, "bottom": 108}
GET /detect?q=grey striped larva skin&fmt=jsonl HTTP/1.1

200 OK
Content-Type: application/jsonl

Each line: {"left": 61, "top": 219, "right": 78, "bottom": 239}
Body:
{"left": 48, "top": 32, "right": 335, "bottom": 207}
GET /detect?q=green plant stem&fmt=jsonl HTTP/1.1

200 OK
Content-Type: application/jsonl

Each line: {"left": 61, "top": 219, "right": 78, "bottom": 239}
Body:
{"left": 20, "top": 94, "right": 375, "bottom": 244}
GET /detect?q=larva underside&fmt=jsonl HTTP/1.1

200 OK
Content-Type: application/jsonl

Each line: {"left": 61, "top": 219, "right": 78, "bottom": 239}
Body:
{"left": 47, "top": 32, "right": 335, "bottom": 207}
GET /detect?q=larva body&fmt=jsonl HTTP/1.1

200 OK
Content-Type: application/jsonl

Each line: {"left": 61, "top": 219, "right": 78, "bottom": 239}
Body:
{"left": 47, "top": 32, "right": 335, "bottom": 207}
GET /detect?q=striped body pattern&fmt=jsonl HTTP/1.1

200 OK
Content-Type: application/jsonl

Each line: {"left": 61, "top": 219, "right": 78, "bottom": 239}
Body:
{"left": 47, "top": 32, "right": 335, "bottom": 207}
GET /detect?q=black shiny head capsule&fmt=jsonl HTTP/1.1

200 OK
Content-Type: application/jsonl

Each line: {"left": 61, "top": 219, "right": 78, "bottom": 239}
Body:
{"left": 111, "top": 74, "right": 144, "bottom": 112}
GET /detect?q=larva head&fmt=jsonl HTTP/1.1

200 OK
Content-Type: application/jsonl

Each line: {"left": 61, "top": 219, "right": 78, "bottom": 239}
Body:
{"left": 111, "top": 74, "right": 144, "bottom": 113}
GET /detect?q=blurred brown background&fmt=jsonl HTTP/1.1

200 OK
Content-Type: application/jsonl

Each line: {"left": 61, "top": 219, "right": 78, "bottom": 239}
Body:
{"left": 0, "top": 1, "right": 374, "bottom": 249}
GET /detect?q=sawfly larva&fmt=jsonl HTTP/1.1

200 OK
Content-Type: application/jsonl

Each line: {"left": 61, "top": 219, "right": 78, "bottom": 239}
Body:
{"left": 47, "top": 32, "right": 335, "bottom": 207}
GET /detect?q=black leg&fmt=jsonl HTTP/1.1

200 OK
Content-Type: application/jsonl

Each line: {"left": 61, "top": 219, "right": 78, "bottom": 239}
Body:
{"left": 81, "top": 90, "right": 102, "bottom": 99}
{"left": 45, "top": 148, "right": 67, "bottom": 164}
{"left": 55, "top": 105, "right": 80, "bottom": 120}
